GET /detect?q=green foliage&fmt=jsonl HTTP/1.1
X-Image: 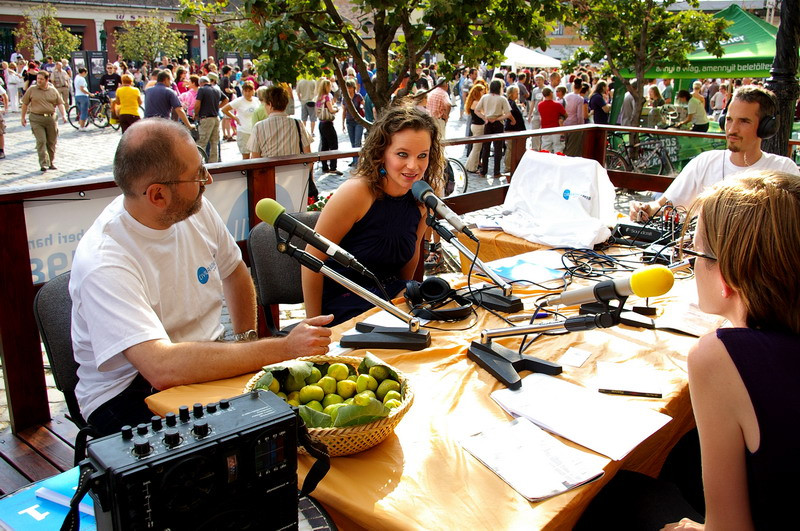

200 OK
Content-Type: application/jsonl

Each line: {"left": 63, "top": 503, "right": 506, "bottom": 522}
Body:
{"left": 13, "top": 3, "right": 80, "bottom": 60}
{"left": 180, "top": 0, "right": 565, "bottom": 122}
{"left": 564, "top": 0, "right": 730, "bottom": 119}
{"left": 113, "top": 11, "right": 188, "bottom": 63}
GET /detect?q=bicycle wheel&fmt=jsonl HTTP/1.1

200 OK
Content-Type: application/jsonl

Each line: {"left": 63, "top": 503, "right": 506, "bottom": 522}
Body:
{"left": 90, "top": 103, "right": 110, "bottom": 128}
{"left": 605, "top": 150, "right": 630, "bottom": 172}
{"left": 109, "top": 108, "right": 121, "bottom": 131}
{"left": 67, "top": 105, "right": 81, "bottom": 129}
{"left": 632, "top": 145, "right": 663, "bottom": 175}
{"left": 445, "top": 158, "right": 469, "bottom": 196}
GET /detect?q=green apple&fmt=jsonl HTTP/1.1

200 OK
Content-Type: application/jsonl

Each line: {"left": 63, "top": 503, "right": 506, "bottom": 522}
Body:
{"left": 383, "top": 390, "right": 402, "bottom": 404}
{"left": 384, "top": 399, "right": 402, "bottom": 409}
{"left": 354, "top": 391, "right": 376, "bottom": 406}
{"left": 376, "top": 378, "right": 401, "bottom": 401}
{"left": 305, "top": 400, "right": 323, "bottom": 412}
{"left": 322, "top": 393, "right": 344, "bottom": 408}
{"left": 305, "top": 366, "right": 322, "bottom": 384}
{"left": 317, "top": 376, "right": 337, "bottom": 395}
{"left": 336, "top": 379, "right": 358, "bottom": 399}
{"left": 327, "top": 363, "right": 350, "bottom": 381}
{"left": 356, "top": 374, "right": 378, "bottom": 394}
{"left": 368, "top": 365, "right": 390, "bottom": 382}
{"left": 298, "top": 385, "right": 324, "bottom": 404}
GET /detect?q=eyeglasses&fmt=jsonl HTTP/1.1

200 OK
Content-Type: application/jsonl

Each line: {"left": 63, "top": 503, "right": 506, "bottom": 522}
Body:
{"left": 678, "top": 247, "right": 717, "bottom": 262}
{"left": 142, "top": 165, "right": 211, "bottom": 195}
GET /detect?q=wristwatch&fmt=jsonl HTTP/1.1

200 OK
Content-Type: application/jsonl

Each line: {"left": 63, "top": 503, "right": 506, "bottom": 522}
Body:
{"left": 233, "top": 329, "right": 258, "bottom": 342}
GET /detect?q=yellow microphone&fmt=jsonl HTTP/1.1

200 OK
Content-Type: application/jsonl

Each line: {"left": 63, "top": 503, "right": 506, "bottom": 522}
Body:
{"left": 544, "top": 265, "right": 675, "bottom": 306}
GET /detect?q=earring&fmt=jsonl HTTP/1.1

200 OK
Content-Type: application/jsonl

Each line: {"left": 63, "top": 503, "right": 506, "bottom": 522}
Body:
{"left": 378, "top": 166, "right": 387, "bottom": 177}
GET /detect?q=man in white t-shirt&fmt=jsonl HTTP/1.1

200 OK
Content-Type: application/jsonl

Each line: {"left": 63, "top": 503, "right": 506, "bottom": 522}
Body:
{"left": 70, "top": 119, "right": 333, "bottom": 435}
{"left": 563, "top": 78, "right": 586, "bottom": 157}
{"left": 630, "top": 86, "right": 799, "bottom": 221}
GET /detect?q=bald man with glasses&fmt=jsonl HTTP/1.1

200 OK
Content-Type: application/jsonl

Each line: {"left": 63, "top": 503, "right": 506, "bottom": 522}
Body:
{"left": 69, "top": 119, "right": 333, "bottom": 435}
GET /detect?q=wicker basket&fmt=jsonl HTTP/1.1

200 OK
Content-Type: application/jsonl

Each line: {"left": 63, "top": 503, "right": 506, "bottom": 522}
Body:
{"left": 244, "top": 355, "right": 413, "bottom": 457}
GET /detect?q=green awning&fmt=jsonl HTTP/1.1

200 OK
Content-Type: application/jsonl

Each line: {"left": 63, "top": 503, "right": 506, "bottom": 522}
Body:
{"left": 629, "top": 5, "right": 785, "bottom": 79}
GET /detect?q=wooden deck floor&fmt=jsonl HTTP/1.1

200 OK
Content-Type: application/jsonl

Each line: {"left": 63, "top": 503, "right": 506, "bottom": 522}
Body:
{"left": 0, "top": 415, "right": 78, "bottom": 496}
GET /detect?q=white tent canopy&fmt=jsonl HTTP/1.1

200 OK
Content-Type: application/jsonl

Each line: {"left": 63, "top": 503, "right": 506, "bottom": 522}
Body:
{"left": 502, "top": 43, "right": 561, "bottom": 70}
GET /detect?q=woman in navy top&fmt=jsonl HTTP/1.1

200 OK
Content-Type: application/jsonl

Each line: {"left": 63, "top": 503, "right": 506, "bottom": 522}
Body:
{"left": 302, "top": 104, "right": 445, "bottom": 326}
{"left": 663, "top": 171, "right": 800, "bottom": 530}
{"left": 588, "top": 81, "right": 611, "bottom": 124}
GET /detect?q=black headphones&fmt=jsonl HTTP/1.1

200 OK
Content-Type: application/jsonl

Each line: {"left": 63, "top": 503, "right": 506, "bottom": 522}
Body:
{"left": 404, "top": 277, "right": 473, "bottom": 322}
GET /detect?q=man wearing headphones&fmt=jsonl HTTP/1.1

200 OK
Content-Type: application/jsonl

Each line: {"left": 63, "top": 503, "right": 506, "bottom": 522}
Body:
{"left": 630, "top": 85, "right": 799, "bottom": 221}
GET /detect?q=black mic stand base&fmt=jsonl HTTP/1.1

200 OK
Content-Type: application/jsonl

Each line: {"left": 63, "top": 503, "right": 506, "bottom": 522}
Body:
{"left": 340, "top": 323, "right": 431, "bottom": 351}
{"left": 462, "top": 287, "right": 524, "bottom": 313}
{"left": 467, "top": 340, "right": 562, "bottom": 389}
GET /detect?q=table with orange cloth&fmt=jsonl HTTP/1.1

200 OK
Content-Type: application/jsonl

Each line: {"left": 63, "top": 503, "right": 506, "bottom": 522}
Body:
{"left": 146, "top": 279, "right": 705, "bottom": 530}
{"left": 456, "top": 229, "right": 548, "bottom": 274}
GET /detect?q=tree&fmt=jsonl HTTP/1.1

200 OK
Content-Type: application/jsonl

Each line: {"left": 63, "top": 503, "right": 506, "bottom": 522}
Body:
{"left": 13, "top": 3, "right": 80, "bottom": 61}
{"left": 181, "top": 0, "right": 565, "bottom": 125}
{"left": 113, "top": 11, "right": 188, "bottom": 64}
{"left": 562, "top": 0, "right": 730, "bottom": 124}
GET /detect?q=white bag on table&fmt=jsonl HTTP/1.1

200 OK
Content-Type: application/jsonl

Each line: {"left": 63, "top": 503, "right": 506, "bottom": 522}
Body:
{"left": 499, "top": 151, "right": 616, "bottom": 248}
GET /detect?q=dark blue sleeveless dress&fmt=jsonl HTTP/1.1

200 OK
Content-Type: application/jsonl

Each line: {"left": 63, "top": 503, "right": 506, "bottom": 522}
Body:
{"left": 718, "top": 327, "right": 800, "bottom": 530}
{"left": 321, "top": 190, "right": 421, "bottom": 326}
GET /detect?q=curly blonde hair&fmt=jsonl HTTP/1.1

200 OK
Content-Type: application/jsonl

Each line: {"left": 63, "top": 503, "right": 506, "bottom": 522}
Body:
{"left": 355, "top": 102, "right": 445, "bottom": 198}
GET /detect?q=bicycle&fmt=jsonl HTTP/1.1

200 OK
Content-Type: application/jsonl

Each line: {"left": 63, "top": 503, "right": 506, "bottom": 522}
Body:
{"left": 444, "top": 157, "right": 469, "bottom": 197}
{"left": 67, "top": 92, "right": 121, "bottom": 130}
{"left": 605, "top": 131, "right": 675, "bottom": 176}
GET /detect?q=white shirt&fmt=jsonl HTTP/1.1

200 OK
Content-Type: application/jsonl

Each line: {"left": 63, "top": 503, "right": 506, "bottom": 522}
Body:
{"left": 70, "top": 196, "right": 242, "bottom": 418}
{"left": 74, "top": 75, "right": 88, "bottom": 96}
{"left": 664, "top": 150, "right": 800, "bottom": 208}
{"left": 227, "top": 95, "right": 260, "bottom": 134}
{"left": 475, "top": 93, "right": 511, "bottom": 121}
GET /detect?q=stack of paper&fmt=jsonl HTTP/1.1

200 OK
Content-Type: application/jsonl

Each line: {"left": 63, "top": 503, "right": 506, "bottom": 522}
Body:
{"left": 462, "top": 417, "right": 607, "bottom": 501}
{"left": 491, "top": 374, "right": 672, "bottom": 461}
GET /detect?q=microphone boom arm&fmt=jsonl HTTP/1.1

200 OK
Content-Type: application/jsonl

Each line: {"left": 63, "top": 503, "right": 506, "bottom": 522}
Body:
{"left": 277, "top": 241, "right": 421, "bottom": 332}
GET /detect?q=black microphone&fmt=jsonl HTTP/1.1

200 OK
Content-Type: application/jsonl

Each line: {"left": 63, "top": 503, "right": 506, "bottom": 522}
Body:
{"left": 256, "top": 198, "right": 370, "bottom": 276}
{"left": 411, "top": 181, "right": 478, "bottom": 242}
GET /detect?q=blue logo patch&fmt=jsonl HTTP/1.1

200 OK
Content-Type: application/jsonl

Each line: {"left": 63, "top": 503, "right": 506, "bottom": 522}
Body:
{"left": 563, "top": 189, "right": 571, "bottom": 200}
{"left": 197, "top": 267, "right": 210, "bottom": 284}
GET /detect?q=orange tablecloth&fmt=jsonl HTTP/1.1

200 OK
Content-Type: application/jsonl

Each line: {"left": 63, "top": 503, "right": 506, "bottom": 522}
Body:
{"left": 146, "top": 276, "right": 703, "bottom": 530}
{"left": 456, "top": 229, "right": 547, "bottom": 274}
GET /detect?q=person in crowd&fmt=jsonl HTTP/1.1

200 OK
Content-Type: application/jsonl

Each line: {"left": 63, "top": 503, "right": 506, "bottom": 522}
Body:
{"left": 221, "top": 80, "right": 259, "bottom": 160}
{"left": 427, "top": 77, "right": 452, "bottom": 138}
{"left": 631, "top": 85, "right": 799, "bottom": 220}
{"left": 73, "top": 67, "right": 91, "bottom": 131}
{"left": 475, "top": 79, "right": 513, "bottom": 178}
{"left": 23, "top": 61, "right": 39, "bottom": 92}
{"left": 580, "top": 170, "right": 800, "bottom": 530}
{"left": 194, "top": 75, "right": 228, "bottom": 163}
{"left": 647, "top": 85, "right": 666, "bottom": 127}
{"left": 175, "top": 67, "right": 189, "bottom": 94}
{"left": 248, "top": 85, "right": 311, "bottom": 159}
{"left": 301, "top": 104, "right": 445, "bottom": 326}
{"left": 42, "top": 56, "right": 56, "bottom": 73}
{"left": 342, "top": 78, "right": 365, "bottom": 167}
{"left": 528, "top": 73, "right": 546, "bottom": 149}
{"left": 144, "top": 70, "right": 194, "bottom": 131}
{"left": 710, "top": 84, "right": 728, "bottom": 121}
{"left": 661, "top": 78, "right": 674, "bottom": 104}
{"left": 5, "top": 60, "right": 23, "bottom": 112}
{"left": 100, "top": 63, "right": 122, "bottom": 100}
{"left": 113, "top": 73, "right": 143, "bottom": 133}
{"left": 563, "top": 78, "right": 586, "bottom": 157}
{"left": 503, "top": 85, "right": 526, "bottom": 172}
{"left": 178, "top": 74, "right": 200, "bottom": 120}
{"left": 537, "top": 86, "right": 567, "bottom": 153}
{"left": 676, "top": 88, "right": 710, "bottom": 132}
{"left": 69, "top": 119, "right": 332, "bottom": 435}
{"left": 250, "top": 85, "right": 269, "bottom": 126}
{"left": 464, "top": 83, "right": 487, "bottom": 173}
{"left": 219, "top": 66, "right": 236, "bottom": 141}
{"left": 20, "top": 71, "right": 67, "bottom": 171}
{"left": 516, "top": 72, "right": 530, "bottom": 113}
{"left": 0, "top": 83, "right": 7, "bottom": 158}
{"left": 51, "top": 60, "right": 71, "bottom": 108}
{"left": 460, "top": 68, "right": 477, "bottom": 120}
{"left": 144, "top": 69, "right": 159, "bottom": 91}
{"left": 296, "top": 76, "right": 318, "bottom": 138}
{"left": 588, "top": 81, "right": 611, "bottom": 125}
{"left": 316, "top": 77, "right": 341, "bottom": 175}
{"left": 617, "top": 80, "right": 637, "bottom": 127}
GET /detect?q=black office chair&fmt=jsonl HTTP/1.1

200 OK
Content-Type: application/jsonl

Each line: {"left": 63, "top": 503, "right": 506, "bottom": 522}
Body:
{"left": 33, "top": 272, "right": 99, "bottom": 465}
{"left": 248, "top": 211, "right": 320, "bottom": 336}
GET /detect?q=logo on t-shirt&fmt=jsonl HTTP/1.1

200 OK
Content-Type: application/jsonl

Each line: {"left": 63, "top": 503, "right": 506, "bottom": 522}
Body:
{"left": 196, "top": 260, "right": 218, "bottom": 284}
{"left": 563, "top": 189, "right": 592, "bottom": 201}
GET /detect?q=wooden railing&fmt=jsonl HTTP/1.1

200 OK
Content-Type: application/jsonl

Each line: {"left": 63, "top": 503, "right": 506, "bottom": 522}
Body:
{"left": 1, "top": 123, "right": 797, "bottom": 432}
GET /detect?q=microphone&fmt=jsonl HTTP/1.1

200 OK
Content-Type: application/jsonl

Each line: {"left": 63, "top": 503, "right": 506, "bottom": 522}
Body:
{"left": 255, "top": 198, "right": 370, "bottom": 276}
{"left": 412, "top": 181, "right": 478, "bottom": 242}
{"left": 543, "top": 265, "right": 674, "bottom": 307}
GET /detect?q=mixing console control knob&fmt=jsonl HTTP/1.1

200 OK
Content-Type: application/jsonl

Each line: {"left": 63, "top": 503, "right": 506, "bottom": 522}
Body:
{"left": 179, "top": 405, "right": 190, "bottom": 422}
{"left": 219, "top": 399, "right": 230, "bottom": 410}
{"left": 193, "top": 403, "right": 204, "bottom": 418}
{"left": 137, "top": 423, "right": 148, "bottom": 436}
{"left": 151, "top": 416, "right": 163, "bottom": 431}
{"left": 133, "top": 437, "right": 152, "bottom": 457}
{"left": 164, "top": 428, "right": 181, "bottom": 448}
{"left": 207, "top": 403, "right": 217, "bottom": 414}
{"left": 193, "top": 420, "right": 209, "bottom": 438}
{"left": 121, "top": 425, "right": 133, "bottom": 440}
{"left": 165, "top": 412, "right": 177, "bottom": 427}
